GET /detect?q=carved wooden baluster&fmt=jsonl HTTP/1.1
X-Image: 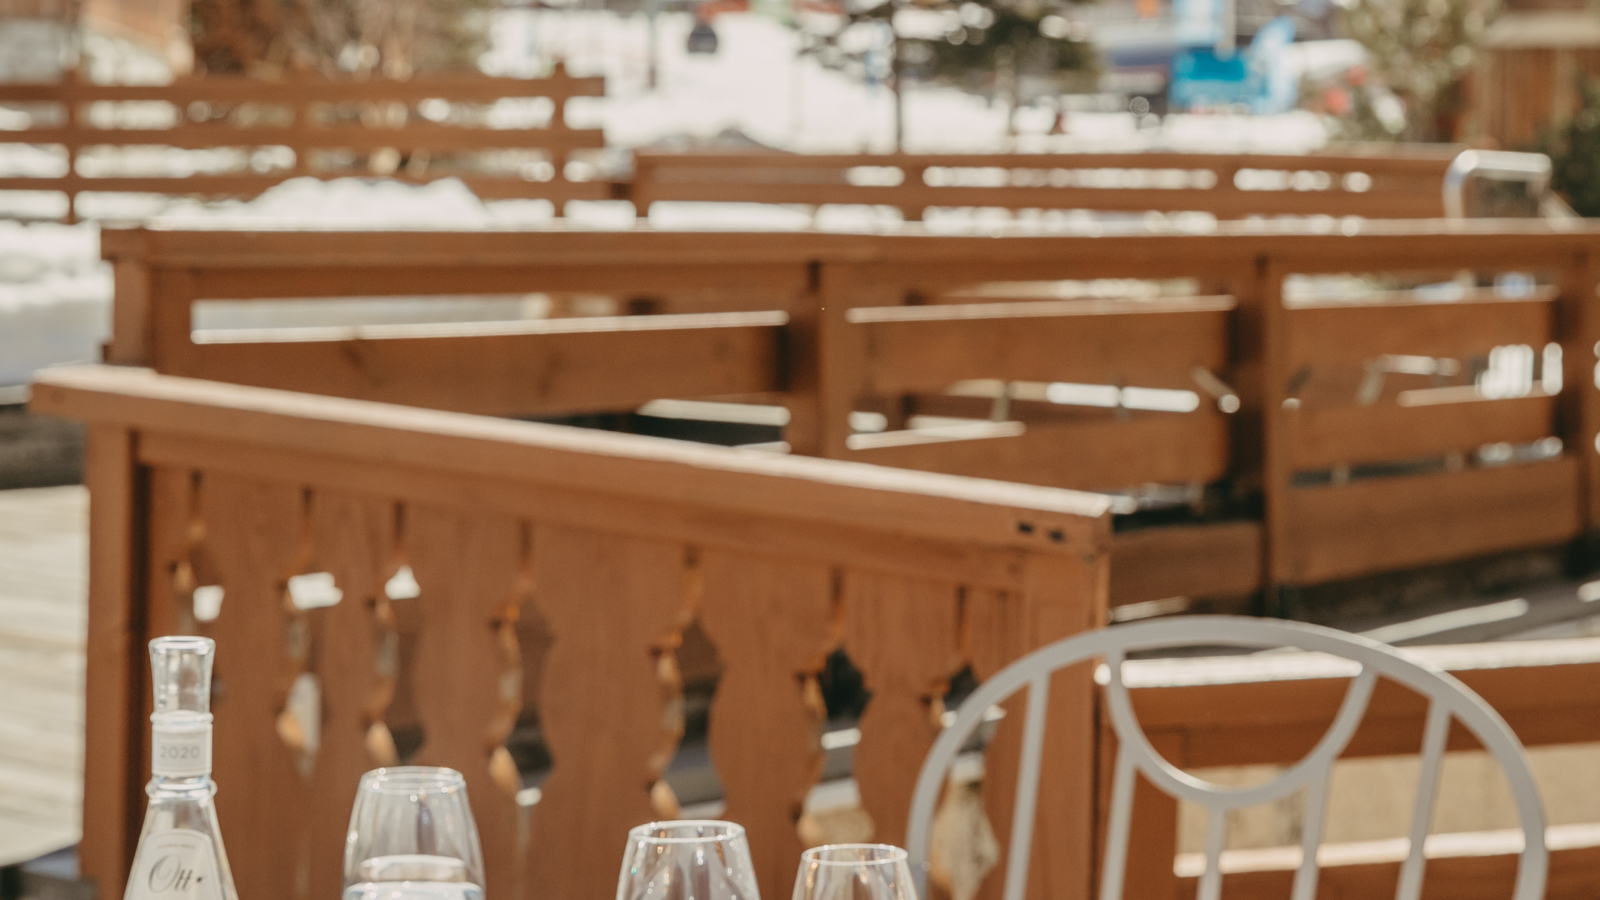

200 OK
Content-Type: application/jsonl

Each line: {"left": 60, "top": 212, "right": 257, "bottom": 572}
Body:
{"left": 405, "top": 507, "right": 525, "bottom": 900}
{"left": 699, "top": 551, "right": 836, "bottom": 898}
{"left": 526, "top": 525, "right": 685, "bottom": 900}
{"left": 304, "top": 489, "right": 391, "bottom": 900}
{"left": 199, "top": 472, "right": 308, "bottom": 900}
{"left": 843, "top": 570, "right": 964, "bottom": 848}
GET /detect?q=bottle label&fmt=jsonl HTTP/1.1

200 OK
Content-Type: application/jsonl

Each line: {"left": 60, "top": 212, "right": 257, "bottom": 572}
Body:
{"left": 151, "top": 725, "right": 211, "bottom": 778}
{"left": 127, "top": 830, "right": 225, "bottom": 900}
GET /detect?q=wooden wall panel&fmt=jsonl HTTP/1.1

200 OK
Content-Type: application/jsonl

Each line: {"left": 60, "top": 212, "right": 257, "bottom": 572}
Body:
{"left": 699, "top": 551, "right": 836, "bottom": 899}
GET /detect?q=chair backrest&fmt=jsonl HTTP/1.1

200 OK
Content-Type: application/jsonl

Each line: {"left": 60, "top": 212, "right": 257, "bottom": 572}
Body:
{"left": 905, "top": 616, "right": 1547, "bottom": 900}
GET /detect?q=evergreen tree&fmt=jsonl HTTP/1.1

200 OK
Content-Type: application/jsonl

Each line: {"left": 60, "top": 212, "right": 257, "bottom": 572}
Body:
{"left": 795, "top": 0, "right": 1097, "bottom": 143}
{"left": 1540, "top": 78, "right": 1600, "bottom": 216}
{"left": 1337, "top": 0, "right": 1493, "bottom": 140}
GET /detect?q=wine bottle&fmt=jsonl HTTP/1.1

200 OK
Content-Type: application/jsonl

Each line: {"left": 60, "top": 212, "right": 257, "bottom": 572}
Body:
{"left": 125, "top": 636, "right": 239, "bottom": 900}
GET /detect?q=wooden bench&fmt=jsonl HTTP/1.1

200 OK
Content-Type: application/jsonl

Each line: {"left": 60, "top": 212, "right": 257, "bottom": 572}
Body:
{"left": 29, "top": 364, "right": 1111, "bottom": 900}
{"left": 1117, "top": 638, "right": 1600, "bottom": 900}
{"left": 0, "top": 69, "right": 613, "bottom": 219}
{"left": 629, "top": 148, "right": 1463, "bottom": 221}
{"left": 96, "top": 223, "right": 1600, "bottom": 615}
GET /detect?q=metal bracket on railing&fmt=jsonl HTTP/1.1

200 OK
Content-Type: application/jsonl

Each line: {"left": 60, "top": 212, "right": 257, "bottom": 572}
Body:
{"left": 1442, "top": 150, "right": 1556, "bottom": 219}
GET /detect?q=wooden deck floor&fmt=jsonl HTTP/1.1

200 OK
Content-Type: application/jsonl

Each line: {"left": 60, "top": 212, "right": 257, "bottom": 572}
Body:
{"left": 0, "top": 486, "right": 85, "bottom": 867}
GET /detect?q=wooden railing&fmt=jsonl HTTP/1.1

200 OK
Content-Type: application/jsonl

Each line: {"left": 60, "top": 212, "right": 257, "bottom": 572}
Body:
{"left": 97, "top": 223, "right": 1600, "bottom": 613}
{"left": 1117, "top": 638, "right": 1600, "bottom": 900}
{"left": 629, "top": 148, "right": 1462, "bottom": 220}
{"left": 29, "top": 364, "right": 1112, "bottom": 900}
{"left": 0, "top": 69, "right": 612, "bottom": 218}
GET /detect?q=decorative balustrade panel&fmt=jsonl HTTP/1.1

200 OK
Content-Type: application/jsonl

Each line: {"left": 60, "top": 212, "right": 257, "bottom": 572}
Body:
{"left": 40, "top": 367, "right": 1111, "bottom": 900}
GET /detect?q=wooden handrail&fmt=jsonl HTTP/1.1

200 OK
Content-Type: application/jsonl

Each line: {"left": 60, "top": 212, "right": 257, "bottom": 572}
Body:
{"left": 95, "top": 223, "right": 1600, "bottom": 614}
{"left": 31, "top": 365, "right": 1112, "bottom": 900}
{"left": 629, "top": 147, "right": 1464, "bottom": 220}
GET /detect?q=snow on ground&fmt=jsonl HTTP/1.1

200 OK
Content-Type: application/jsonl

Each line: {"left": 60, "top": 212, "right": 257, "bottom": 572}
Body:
{"left": 0, "top": 10, "right": 1337, "bottom": 388}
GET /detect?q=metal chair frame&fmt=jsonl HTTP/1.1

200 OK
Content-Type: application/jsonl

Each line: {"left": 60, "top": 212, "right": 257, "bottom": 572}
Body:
{"left": 905, "top": 616, "right": 1548, "bottom": 900}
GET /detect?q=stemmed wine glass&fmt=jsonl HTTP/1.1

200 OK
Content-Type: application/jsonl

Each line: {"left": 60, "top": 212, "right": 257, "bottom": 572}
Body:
{"left": 344, "top": 767, "right": 486, "bottom": 900}
{"left": 616, "top": 820, "right": 761, "bottom": 900}
{"left": 791, "top": 845, "right": 918, "bottom": 900}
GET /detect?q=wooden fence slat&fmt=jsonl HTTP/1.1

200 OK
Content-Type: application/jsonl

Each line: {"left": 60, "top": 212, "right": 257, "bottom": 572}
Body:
{"left": 1285, "top": 296, "right": 1555, "bottom": 368}
{"left": 171, "top": 314, "right": 787, "bottom": 417}
{"left": 855, "top": 298, "right": 1232, "bottom": 393}
{"left": 843, "top": 415, "right": 1230, "bottom": 493}
{"left": 1287, "top": 395, "right": 1557, "bottom": 470}
{"left": 698, "top": 551, "right": 836, "bottom": 899}
{"left": 20, "top": 124, "right": 606, "bottom": 152}
{"left": 1125, "top": 643, "right": 1600, "bottom": 766}
{"left": 1284, "top": 458, "right": 1582, "bottom": 583}
{"left": 526, "top": 526, "right": 686, "bottom": 900}
{"left": 0, "top": 175, "right": 618, "bottom": 203}
{"left": 0, "top": 74, "right": 605, "bottom": 104}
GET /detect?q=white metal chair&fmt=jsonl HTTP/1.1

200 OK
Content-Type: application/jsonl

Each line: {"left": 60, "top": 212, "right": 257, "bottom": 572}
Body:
{"left": 905, "top": 616, "right": 1547, "bottom": 900}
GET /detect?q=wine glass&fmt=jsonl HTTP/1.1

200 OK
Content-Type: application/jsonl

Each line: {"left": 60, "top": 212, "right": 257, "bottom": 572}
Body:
{"left": 616, "top": 820, "right": 761, "bottom": 900}
{"left": 344, "top": 767, "right": 486, "bottom": 900}
{"left": 791, "top": 845, "right": 918, "bottom": 900}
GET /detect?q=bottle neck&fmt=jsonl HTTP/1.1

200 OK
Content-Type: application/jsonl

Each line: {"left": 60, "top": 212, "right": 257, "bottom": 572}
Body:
{"left": 151, "top": 711, "right": 213, "bottom": 782}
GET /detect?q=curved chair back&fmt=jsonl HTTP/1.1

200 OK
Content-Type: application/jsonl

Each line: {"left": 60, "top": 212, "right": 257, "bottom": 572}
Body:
{"left": 905, "top": 616, "right": 1547, "bottom": 900}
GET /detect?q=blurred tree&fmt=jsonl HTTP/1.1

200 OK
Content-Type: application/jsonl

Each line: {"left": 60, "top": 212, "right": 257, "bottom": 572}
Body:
{"left": 1539, "top": 78, "right": 1600, "bottom": 216}
{"left": 795, "top": 0, "right": 1097, "bottom": 146}
{"left": 1337, "top": 0, "right": 1494, "bottom": 140}
{"left": 190, "top": 0, "right": 496, "bottom": 76}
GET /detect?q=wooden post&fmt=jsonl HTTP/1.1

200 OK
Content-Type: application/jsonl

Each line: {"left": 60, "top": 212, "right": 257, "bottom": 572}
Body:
{"left": 1231, "top": 256, "right": 1290, "bottom": 614}
{"left": 783, "top": 262, "right": 824, "bottom": 456}
{"left": 78, "top": 425, "right": 148, "bottom": 900}
{"left": 631, "top": 155, "right": 653, "bottom": 220}
{"left": 1019, "top": 548, "right": 1109, "bottom": 900}
{"left": 1559, "top": 250, "right": 1600, "bottom": 568}
{"left": 815, "top": 263, "right": 873, "bottom": 459}
{"left": 103, "top": 231, "right": 153, "bottom": 365}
